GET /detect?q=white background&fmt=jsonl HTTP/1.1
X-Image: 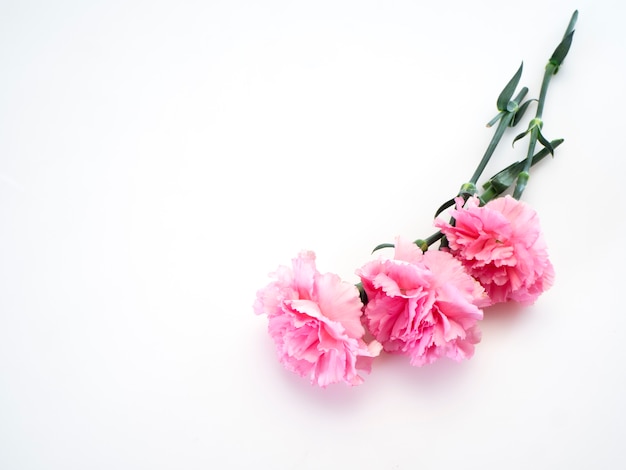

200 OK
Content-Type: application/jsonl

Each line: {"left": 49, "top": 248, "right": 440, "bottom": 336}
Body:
{"left": 1, "top": 1, "right": 624, "bottom": 469}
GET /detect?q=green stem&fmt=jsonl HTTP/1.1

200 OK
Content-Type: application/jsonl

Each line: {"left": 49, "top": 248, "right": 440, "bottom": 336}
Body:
{"left": 512, "top": 125, "right": 539, "bottom": 199}
{"left": 469, "top": 113, "right": 512, "bottom": 185}
{"left": 513, "top": 40, "right": 565, "bottom": 199}
{"left": 513, "top": 68, "right": 555, "bottom": 200}
{"left": 536, "top": 63, "right": 555, "bottom": 119}
{"left": 481, "top": 138, "right": 563, "bottom": 203}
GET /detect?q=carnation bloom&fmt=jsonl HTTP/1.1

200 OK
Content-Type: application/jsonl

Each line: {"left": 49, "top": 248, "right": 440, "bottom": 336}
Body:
{"left": 436, "top": 195, "right": 554, "bottom": 305}
{"left": 357, "top": 237, "right": 486, "bottom": 366}
{"left": 254, "top": 251, "right": 381, "bottom": 387}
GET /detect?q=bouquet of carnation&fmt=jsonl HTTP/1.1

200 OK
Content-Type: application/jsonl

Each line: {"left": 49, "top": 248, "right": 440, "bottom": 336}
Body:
{"left": 254, "top": 11, "right": 578, "bottom": 387}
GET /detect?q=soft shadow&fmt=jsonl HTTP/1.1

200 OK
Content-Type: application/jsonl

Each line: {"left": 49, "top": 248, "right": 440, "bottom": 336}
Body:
{"left": 279, "top": 369, "right": 364, "bottom": 411}
{"left": 480, "top": 301, "right": 527, "bottom": 327}
{"left": 249, "top": 308, "right": 527, "bottom": 405}
{"left": 378, "top": 352, "right": 476, "bottom": 396}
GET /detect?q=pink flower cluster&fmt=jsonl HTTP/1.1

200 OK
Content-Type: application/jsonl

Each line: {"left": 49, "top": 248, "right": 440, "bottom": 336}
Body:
{"left": 251, "top": 9, "right": 577, "bottom": 388}
{"left": 255, "top": 196, "right": 553, "bottom": 387}
{"left": 436, "top": 196, "right": 554, "bottom": 305}
{"left": 358, "top": 238, "right": 486, "bottom": 366}
{"left": 254, "top": 251, "right": 381, "bottom": 387}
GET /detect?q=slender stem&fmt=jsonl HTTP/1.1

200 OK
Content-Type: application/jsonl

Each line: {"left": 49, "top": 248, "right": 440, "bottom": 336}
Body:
{"left": 535, "top": 63, "right": 555, "bottom": 119}
{"left": 425, "top": 231, "right": 444, "bottom": 246}
{"left": 513, "top": 63, "right": 557, "bottom": 199}
{"left": 512, "top": 131, "right": 537, "bottom": 199}
{"left": 523, "top": 128, "right": 539, "bottom": 173}
{"left": 481, "top": 138, "right": 564, "bottom": 203}
{"left": 469, "top": 113, "right": 512, "bottom": 184}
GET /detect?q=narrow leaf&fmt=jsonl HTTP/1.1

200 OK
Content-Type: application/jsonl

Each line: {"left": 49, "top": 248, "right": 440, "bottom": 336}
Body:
{"left": 482, "top": 139, "right": 564, "bottom": 192}
{"left": 434, "top": 198, "right": 455, "bottom": 218}
{"left": 550, "top": 30, "right": 575, "bottom": 68}
{"left": 511, "top": 100, "right": 535, "bottom": 127}
{"left": 537, "top": 129, "right": 555, "bottom": 155}
{"left": 563, "top": 10, "right": 579, "bottom": 39}
{"left": 549, "top": 11, "right": 578, "bottom": 70}
{"left": 512, "top": 129, "right": 529, "bottom": 147}
{"left": 497, "top": 62, "right": 524, "bottom": 111}
{"left": 372, "top": 243, "right": 394, "bottom": 254}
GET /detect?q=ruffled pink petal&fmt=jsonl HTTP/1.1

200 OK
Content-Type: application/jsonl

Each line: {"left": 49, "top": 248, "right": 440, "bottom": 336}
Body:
{"left": 358, "top": 238, "right": 485, "bottom": 367}
{"left": 436, "top": 196, "right": 554, "bottom": 306}
{"left": 314, "top": 272, "right": 365, "bottom": 339}
{"left": 393, "top": 236, "right": 424, "bottom": 264}
{"left": 291, "top": 251, "right": 317, "bottom": 301}
{"left": 256, "top": 251, "right": 380, "bottom": 387}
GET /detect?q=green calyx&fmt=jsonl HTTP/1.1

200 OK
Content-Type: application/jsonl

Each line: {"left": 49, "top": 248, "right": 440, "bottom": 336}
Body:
{"left": 459, "top": 182, "right": 477, "bottom": 197}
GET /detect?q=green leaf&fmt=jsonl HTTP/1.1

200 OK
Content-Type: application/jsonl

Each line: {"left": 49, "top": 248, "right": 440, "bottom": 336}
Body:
{"left": 536, "top": 129, "right": 555, "bottom": 155}
{"left": 511, "top": 86, "right": 529, "bottom": 106}
{"left": 511, "top": 99, "right": 535, "bottom": 127}
{"left": 563, "top": 10, "right": 579, "bottom": 39}
{"left": 549, "top": 11, "right": 578, "bottom": 70}
{"left": 372, "top": 243, "right": 394, "bottom": 254}
{"left": 512, "top": 129, "right": 529, "bottom": 147}
{"left": 434, "top": 198, "right": 455, "bottom": 218}
{"left": 481, "top": 139, "right": 564, "bottom": 197}
{"left": 483, "top": 173, "right": 511, "bottom": 195}
{"left": 497, "top": 62, "right": 523, "bottom": 111}
{"left": 550, "top": 30, "right": 575, "bottom": 69}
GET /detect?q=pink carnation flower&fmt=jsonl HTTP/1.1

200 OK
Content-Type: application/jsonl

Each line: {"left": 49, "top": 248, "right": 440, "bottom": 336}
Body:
{"left": 254, "top": 251, "right": 381, "bottom": 387}
{"left": 436, "top": 195, "right": 554, "bottom": 305}
{"left": 357, "top": 237, "right": 486, "bottom": 367}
